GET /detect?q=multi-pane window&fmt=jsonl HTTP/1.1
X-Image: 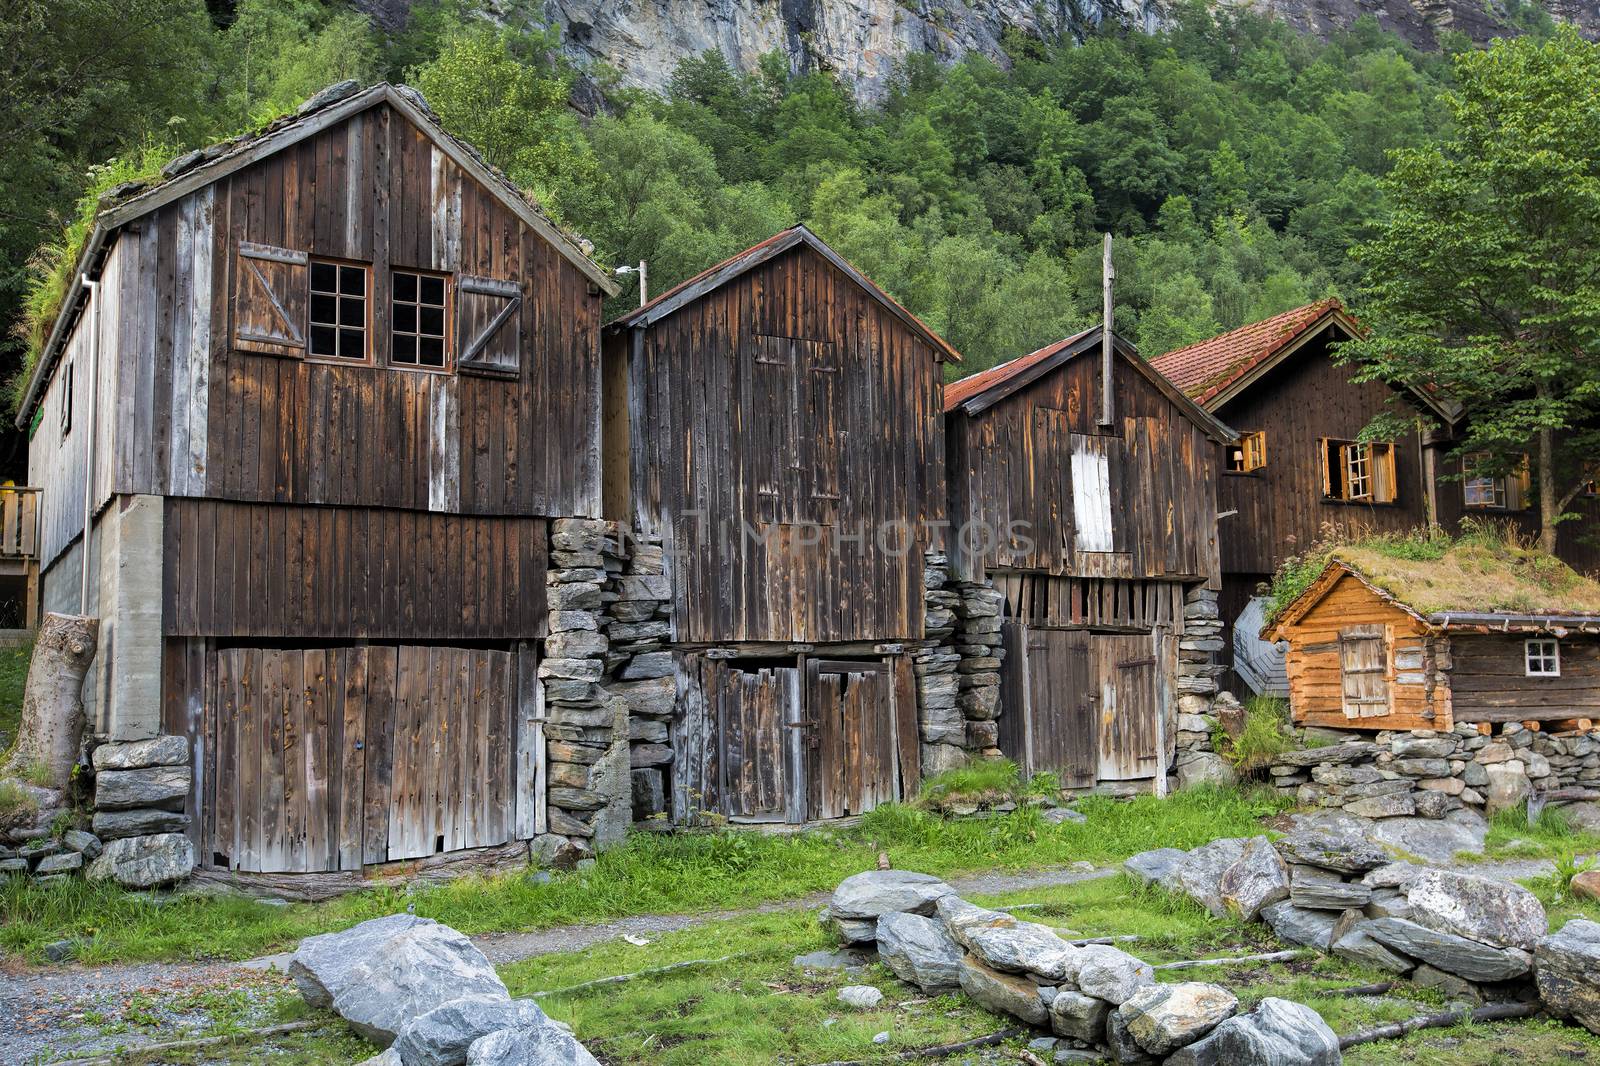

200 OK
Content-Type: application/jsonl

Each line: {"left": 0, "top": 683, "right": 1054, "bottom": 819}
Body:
{"left": 1526, "top": 638, "right": 1560, "bottom": 677}
{"left": 1320, "top": 439, "right": 1396, "bottom": 503}
{"left": 309, "top": 261, "right": 368, "bottom": 360}
{"left": 392, "top": 270, "right": 449, "bottom": 369}
{"left": 1462, "top": 452, "right": 1527, "bottom": 510}
{"left": 1226, "top": 431, "right": 1267, "bottom": 473}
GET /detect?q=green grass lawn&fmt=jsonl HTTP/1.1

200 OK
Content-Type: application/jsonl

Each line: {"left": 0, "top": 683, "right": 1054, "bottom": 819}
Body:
{"left": 1, "top": 785, "right": 1288, "bottom": 965}
{"left": 0, "top": 638, "right": 30, "bottom": 749}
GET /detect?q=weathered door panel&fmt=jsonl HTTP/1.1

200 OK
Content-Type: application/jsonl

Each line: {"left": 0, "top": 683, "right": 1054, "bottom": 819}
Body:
{"left": 807, "top": 659, "right": 898, "bottom": 821}
{"left": 1000, "top": 625, "right": 1098, "bottom": 787}
{"left": 718, "top": 661, "right": 801, "bottom": 822}
{"left": 1095, "top": 633, "right": 1160, "bottom": 781}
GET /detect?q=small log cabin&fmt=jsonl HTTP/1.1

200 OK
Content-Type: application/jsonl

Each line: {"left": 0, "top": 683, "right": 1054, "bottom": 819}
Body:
{"left": 18, "top": 82, "right": 619, "bottom": 875}
{"left": 1150, "top": 301, "right": 1458, "bottom": 690}
{"left": 602, "top": 225, "right": 956, "bottom": 825}
{"left": 1266, "top": 545, "right": 1600, "bottom": 731}
{"left": 944, "top": 326, "right": 1234, "bottom": 788}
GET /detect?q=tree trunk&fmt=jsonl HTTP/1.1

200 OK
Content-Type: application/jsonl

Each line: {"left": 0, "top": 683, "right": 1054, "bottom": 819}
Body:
{"left": 1537, "top": 403, "right": 1559, "bottom": 555}
{"left": 3, "top": 613, "right": 98, "bottom": 790}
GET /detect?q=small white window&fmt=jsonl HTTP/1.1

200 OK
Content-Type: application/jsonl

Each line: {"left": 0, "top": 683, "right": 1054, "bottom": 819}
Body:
{"left": 1526, "top": 639, "right": 1560, "bottom": 677}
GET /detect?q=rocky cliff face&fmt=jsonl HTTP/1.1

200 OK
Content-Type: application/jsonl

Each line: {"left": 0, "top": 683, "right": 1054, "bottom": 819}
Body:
{"left": 363, "top": 0, "right": 1600, "bottom": 103}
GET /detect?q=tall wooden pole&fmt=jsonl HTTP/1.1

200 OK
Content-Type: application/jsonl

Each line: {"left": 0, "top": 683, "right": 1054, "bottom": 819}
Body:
{"left": 1100, "top": 234, "right": 1114, "bottom": 428}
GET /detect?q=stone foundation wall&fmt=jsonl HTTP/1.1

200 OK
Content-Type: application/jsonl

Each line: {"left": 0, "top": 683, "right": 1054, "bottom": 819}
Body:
{"left": 601, "top": 532, "right": 674, "bottom": 822}
{"left": 915, "top": 552, "right": 1005, "bottom": 777}
{"left": 1173, "top": 587, "right": 1233, "bottom": 789}
{"left": 1269, "top": 721, "right": 1600, "bottom": 817}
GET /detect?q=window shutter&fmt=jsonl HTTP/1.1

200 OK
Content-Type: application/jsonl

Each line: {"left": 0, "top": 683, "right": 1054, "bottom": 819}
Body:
{"left": 233, "top": 242, "right": 308, "bottom": 355}
{"left": 1513, "top": 457, "right": 1533, "bottom": 510}
{"left": 456, "top": 275, "right": 522, "bottom": 374}
{"left": 1319, "top": 438, "right": 1334, "bottom": 498}
{"left": 1372, "top": 443, "right": 1397, "bottom": 503}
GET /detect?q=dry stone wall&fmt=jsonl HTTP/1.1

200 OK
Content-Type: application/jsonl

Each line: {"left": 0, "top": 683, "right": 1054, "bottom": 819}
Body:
{"left": 916, "top": 552, "right": 1004, "bottom": 776}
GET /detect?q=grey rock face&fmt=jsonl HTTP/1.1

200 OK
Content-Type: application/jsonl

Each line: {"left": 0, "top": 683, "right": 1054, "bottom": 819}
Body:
{"left": 838, "top": 985, "right": 883, "bottom": 1009}
{"left": 1177, "top": 752, "right": 1236, "bottom": 790}
{"left": 332, "top": 923, "right": 511, "bottom": 1044}
{"left": 1273, "top": 832, "right": 1388, "bottom": 874}
{"left": 1123, "top": 848, "right": 1188, "bottom": 886}
{"left": 291, "top": 913, "right": 440, "bottom": 1009}
{"left": 1289, "top": 880, "right": 1371, "bottom": 911}
{"left": 93, "top": 765, "right": 190, "bottom": 810}
{"left": 1367, "top": 809, "right": 1487, "bottom": 862}
{"left": 957, "top": 954, "right": 1048, "bottom": 1025}
{"left": 1363, "top": 917, "right": 1531, "bottom": 982}
{"left": 1535, "top": 919, "right": 1600, "bottom": 1034}
{"left": 875, "top": 911, "right": 963, "bottom": 993}
{"left": 1164, "top": 996, "right": 1340, "bottom": 1066}
{"left": 830, "top": 869, "right": 952, "bottom": 922}
{"left": 1165, "top": 837, "right": 1248, "bottom": 917}
{"left": 1331, "top": 927, "right": 1416, "bottom": 974}
{"left": 62, "top": 829, "right": 102, "bottom": 858}
{"left": 1219, "top": 836, "right": 1290, "bottom": 922}
{"left": 465, "top": 1023, "right": 601, "bottom": 1066}
{"left": 33, "top": 851, "right": 83, "bottom": 875}
{"left": 92, "top": 735, "right": 190, "bottom": 771}
{"left": 1050, "top": 989, "right": 1110, "bottom": 1043}
{"left": 1072, "top": 943, "right": 1155, "bottom": 1005}
{"left": 1117, "top": 981, "right": 1238, "bottom": 1056}
{"left": 959, "top": 917, "right": 1079, "bottom": 982}
{"left": 91, "top": 807, "right": 190, "bottom": 840}
{"left": 1105, "top": 1007, "right": 1157, "bottom": 1064}
{"left": 84, "top": 833, "right": 194, "bottom": 888}
{"left": 1260, "top": 901, "right": 1338, "bottom": 951}
{"left": 1402, "top": 868, "right": 1547, "bottom": 950}
{"left": 393, "top": 996, "right": 548, "bottom": 1066}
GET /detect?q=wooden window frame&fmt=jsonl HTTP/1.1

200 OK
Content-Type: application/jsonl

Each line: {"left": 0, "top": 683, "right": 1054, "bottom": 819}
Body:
{"left": 306, "top": 258, "right": 372, "bottom": 364}
{"left": 1463, "top": 452, "right": 1530, "bottom": 511}
{"left": 1320, "top": 439, "right": 1397, "bottom": 504}
{"left": 1525, "top": 638, "right": 1560, "bottom": 677}
{"left": 60, "top": 360, "right": 73, "bottom": 437}
{"left": 1225, "top": 430, "right": 1267, "bottom": 474}
{"left": 389, "top": 267, "right": 453, "bottom": 374}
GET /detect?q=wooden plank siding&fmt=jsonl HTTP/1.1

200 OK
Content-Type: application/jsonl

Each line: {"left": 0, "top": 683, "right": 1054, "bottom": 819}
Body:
{"left": 1449, "top": 634, "right": 1600, "bottom": 722}
{"left": 947, "top": 353, "right": 1220, "bottom": 587}
{"left": 162, "top": 499, "right": 547, "bottom": 639}
{"left": 620, "top": 243, "right": 945, "bottom": 645}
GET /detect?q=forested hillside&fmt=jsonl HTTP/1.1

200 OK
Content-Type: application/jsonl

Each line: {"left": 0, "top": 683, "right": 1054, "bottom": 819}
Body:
{"left": 2, "top": 0, "right": 1496, "bottom": 422}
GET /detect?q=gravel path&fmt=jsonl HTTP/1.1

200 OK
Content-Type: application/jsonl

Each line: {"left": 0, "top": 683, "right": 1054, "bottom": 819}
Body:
{"left": 0, "top": 863, "right": 1115, "bottom": 1064}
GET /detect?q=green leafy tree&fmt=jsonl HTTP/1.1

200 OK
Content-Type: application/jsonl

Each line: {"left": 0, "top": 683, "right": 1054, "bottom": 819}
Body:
{"left": 1343, "top": 29, "right": 1600, "bottom": 553}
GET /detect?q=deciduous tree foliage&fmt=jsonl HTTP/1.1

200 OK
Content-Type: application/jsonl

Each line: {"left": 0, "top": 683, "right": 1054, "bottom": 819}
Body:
{"left": 1342, "top": 29, "right": 1600, "bottom": 552}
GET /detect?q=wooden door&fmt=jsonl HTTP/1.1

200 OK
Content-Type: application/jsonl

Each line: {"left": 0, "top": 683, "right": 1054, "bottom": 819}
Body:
{"left": 1094, "top": 633, "right": 1161, "bottom": 781}
{"left": 717, "top": 660, "right": 802, "bottom": 823}
{"left": 206, "top": 643, "right": 533, "bottom": 873}
{"left": 999, "top": 624, "right": 1098, "bottom": 787}
{"left": 807, "top": 658, "right": 899, "bottom": 820}
{"left": 1338, "top": 625, "right": 1391, "bottom": 720}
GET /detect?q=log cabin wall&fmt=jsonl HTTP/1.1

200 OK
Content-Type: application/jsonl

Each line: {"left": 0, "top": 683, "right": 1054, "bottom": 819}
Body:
{"left": 948, "top": 352, "right": 1221, "bottom": 587}
{"left": 1448, "top": 633, "right": 1600, "bottom": 723}
{"left": 619, "top": 242, "right": 946, "bottom": 645}
{"left": 1212, "top": 330, "right": 1430, "bottom": 578}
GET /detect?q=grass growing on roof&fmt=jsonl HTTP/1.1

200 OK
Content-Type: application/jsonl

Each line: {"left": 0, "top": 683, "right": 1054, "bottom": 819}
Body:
{"left": 1, "top": 785, "right": 1287, "bottom": 964}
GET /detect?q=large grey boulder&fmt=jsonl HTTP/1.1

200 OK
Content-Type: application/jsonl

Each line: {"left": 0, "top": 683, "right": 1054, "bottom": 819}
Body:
{"left": 1164, "top": 996, "right": 1340, "bottom": 1066}
{"left": 1260, "top": 901, "right": 1338, "bottom": 951}
{"left": 92, "top": 765, "right": 190, "bottom": 810}
{"left": 1106, "top": 1008, "right": 1157, "bottom": 1064}
{"left": 1123, "top": 848, "right": 1188, "bottom": 886}
{"left": 1367, "top": 809, "right": 1486, "bottom": 862}
{"left": 1165, "top": 838, "right": 1248, "bottom": 918}
{"left": 1117, "top": 982, "right": 1238, "bottom": 1056}
{"left": 1219, "top": 836, "right": 1290, "bottom": 922}
{"left": 875, "top": 911, "right": 962, "bottom": 993}
{"left": 332, "top": 923, "right": 511, "bottom": 1045}
{"left": 958, "top": 917, "right": 1078, "bottom": 982}
{"left": 1331, "top": 927, "right": 1415, "bottom": 974}
{"left": 291, "top": 913, "right": 438, "bottom": 1009}
{"left": 1273, "top": 832, "right": 1387, "bottom": 875}
{"left": 830, "top": 870, "right": 952, "bottom": 923}
{"left": 957, "top": 954, "right": 1048, "bottom": 1025}
{"left": 1073, "top": 943, "right": 1154, "bottom": 1005}
{"left": 393, "top": 996, "right": 548, "bottom": 1066}
{"left": 1402, "top": 869, "right": 1547, "bottom": 950}
{"left": 1050, "top": 989, "right": 1110, "bottom": 1042}
{"left": 1363, "top": 917, "right": 1531, "bottom": 982}
{"left": 84, "top": 833, "right": 194, "bottom": 888}
{"left": 1177, "top": 752, "right": 1236, "bottom": 790}
{"left": 1484, "top": 762, "right": 1532, "bottom": 816}
{"left": 1535, "top": 919, "right": 1600, "bottom": 1035}
{"left": 465, "top": 1023, "right": 600, "bottom": 1066}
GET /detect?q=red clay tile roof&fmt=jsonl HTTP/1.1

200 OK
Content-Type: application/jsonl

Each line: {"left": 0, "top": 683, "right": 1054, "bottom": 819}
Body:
{"left": 943, "top": 328, "right": 1095, "bottom": 412}
{"left": 1149, "top": 299, "right": 1346, "bottom": 407}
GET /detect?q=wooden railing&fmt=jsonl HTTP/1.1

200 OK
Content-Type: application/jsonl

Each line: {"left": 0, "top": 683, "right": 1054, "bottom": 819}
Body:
{"left": 0, "top": 487, "right": 40, "bottom": 560}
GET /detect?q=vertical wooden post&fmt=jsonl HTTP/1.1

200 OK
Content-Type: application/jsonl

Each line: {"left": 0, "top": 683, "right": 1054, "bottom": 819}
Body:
{"left": 1100, "top": 233, "right": 1115, "bottom": 429}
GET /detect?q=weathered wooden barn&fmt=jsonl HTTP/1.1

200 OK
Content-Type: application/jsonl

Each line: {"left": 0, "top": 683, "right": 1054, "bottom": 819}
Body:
{"left": 944, "top": 326, "right": 1234, "bottom": 788}
{"left": 1149, "top": 301, "right": 1462, "bottom": 691}
{"left": 1266, "top": 544, "right": 1600, "bottom": 731}
{"left": 602, "top": 225, "right": 956, "bottom": 825}
{"left": 18, "top": 82, "right": 619, "bottom": 875}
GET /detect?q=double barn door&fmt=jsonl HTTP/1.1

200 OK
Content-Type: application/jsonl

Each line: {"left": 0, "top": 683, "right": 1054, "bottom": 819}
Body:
{"left": 676, "top": 654, "right": 919, "bottom": 824}
{"left": 999, "top": 623, "right": 1167, "bottom": 786}
{"left": 202, "top": 643, "right": 541, "bottom": 874}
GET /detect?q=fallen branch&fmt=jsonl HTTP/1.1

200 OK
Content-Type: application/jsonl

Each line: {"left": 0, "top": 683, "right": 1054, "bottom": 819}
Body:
{"left": 1327, "top": 981, "right": 1397, "bottom": 998}
{"left": 1068, "top": 935, "right": 1142, "bottom": 945}
{"left": 809, "top": 1027, "right": 1024, "bottom": 1065}
{"left": 1338, "top": 1002, "right": 1540, "bottom": 1049}
{"left": 531, "top": 951, "right": 764, "bottom": 997}
{"left": 66, "top": 1020, "right": 326, "bottom": 1065}
{"left": 1153, "top": 949, "right": 1304, "bottom": 971}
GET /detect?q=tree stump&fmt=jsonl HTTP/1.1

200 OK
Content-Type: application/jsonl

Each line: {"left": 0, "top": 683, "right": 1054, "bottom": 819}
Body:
{"left": 3, "top": 613, "right": 98, "bottom": 790}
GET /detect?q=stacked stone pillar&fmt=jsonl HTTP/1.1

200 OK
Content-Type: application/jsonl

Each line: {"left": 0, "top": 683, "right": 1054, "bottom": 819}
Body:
{"left": 602, "top": 532, "right": 674, "bottom": 821}
{"left": 915, "top": 552, "right": 1006, "bottom": 777}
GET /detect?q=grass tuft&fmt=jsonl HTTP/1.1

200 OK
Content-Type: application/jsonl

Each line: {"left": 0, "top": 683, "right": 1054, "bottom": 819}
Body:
{"left": 1213, "top": 696, "right": 1296, "bottom": 772}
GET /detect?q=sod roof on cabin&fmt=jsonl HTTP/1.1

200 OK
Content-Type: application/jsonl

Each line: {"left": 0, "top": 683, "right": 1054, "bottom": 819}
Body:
{"left": 1324, "top": 537, "right": 1600, "bottom": 619}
